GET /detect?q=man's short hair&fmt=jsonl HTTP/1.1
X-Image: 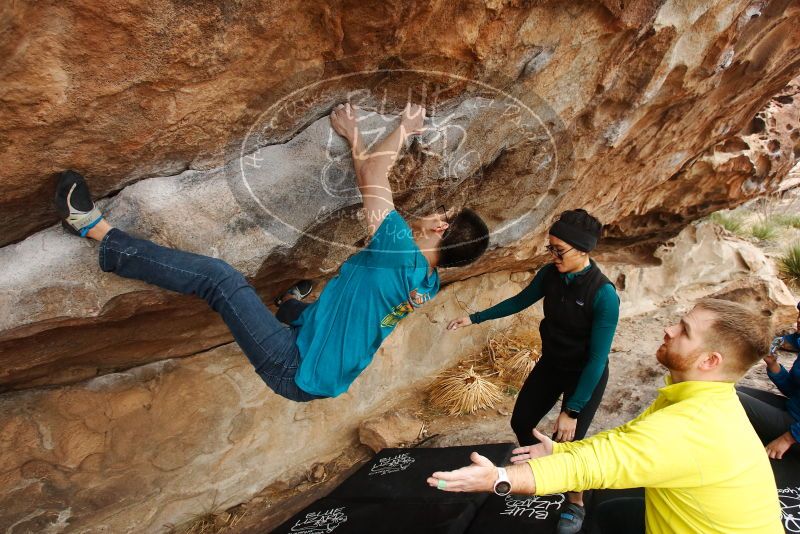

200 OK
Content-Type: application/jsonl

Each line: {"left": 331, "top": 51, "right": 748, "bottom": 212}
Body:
{"left": 695, "top": 297, "right": 772, "bottom": 375}
{"left": 438, "top": 208, "right": 489, "bottom": 268}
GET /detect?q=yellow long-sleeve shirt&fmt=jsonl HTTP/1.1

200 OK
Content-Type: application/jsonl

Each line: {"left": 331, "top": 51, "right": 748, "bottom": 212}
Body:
{"left": 528, "top": 377, "right": 782, "bottom": 533}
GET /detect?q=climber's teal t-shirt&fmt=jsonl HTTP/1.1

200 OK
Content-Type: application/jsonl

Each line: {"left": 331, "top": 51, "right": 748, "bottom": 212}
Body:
{"left": 292, "top": 210, "right": 440, "bottom": 397}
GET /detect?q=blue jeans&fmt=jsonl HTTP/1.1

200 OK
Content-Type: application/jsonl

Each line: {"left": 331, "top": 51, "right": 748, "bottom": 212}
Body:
{"left": 99, "top": 228, "right": 323, "bottom": 402}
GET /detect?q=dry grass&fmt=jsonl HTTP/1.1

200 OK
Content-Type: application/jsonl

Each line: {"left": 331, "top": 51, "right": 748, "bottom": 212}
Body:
{"left": 427, "top": 329, "right": 542, "bottom": 416}
{"left": 482, "top": 330, "right": 541, "bottom": 387}
{"left": 165, "top": 508, "right": 246, "bottom": 534}
{"left": 428, "top": 363, "right": 505, "bottom": 416}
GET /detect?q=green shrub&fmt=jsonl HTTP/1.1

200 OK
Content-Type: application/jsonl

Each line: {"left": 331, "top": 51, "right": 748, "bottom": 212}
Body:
{"left": 773, "top": 213, "right": 800, "bottom": 229}
{"left": 751, "top": 221, "right": 778, "bottom": 241}
{"left": 709, "top": 212, "right": 743, "bottom": 233}
{"left": 779, "top": 243, "right": 800, "bottom": 282}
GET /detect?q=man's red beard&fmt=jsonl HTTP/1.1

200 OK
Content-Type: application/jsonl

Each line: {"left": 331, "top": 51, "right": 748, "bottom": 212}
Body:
{"left": 656, "top": 341, "right": 697, "bottom": 372}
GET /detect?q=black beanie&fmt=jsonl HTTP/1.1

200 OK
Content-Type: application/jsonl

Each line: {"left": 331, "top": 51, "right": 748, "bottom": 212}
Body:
{"left": 548, "top": 209, "right": 602, "bottom": 252}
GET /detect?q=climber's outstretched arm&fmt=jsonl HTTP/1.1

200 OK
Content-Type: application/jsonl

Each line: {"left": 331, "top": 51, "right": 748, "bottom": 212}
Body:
{"left": 330, "top": 102, "right": 426, "bottom": 235}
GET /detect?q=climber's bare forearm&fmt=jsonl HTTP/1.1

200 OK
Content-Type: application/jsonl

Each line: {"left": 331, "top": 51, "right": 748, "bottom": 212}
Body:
{"left": 356, "top": 122, "right": 410, "bottom": 232}
{"left": 355, "top": 124, "right": 406, "bottom": 188}
{"left": 356, "top": 123, "right": 409, "bottom": 192}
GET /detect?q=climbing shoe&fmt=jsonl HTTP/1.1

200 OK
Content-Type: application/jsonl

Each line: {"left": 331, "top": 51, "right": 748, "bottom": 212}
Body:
{"left": 556, "top": 502, "right": 586, "bottom": 534}
{"left": 275, "top": 280, "right": 314, "bottom": 306}
{"left": 54, "top": 170, "right": 103, "bottom": 237}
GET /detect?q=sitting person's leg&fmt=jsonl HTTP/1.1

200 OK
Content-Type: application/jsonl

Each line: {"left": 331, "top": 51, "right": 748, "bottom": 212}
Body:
{"left": 594, "top": 495, "right": 646, "bottom": 534}
{"left": 55, "top": 171, "right": 320, "bottom": 402}
{"left": 738, "top": 385, "right": 790, "bottom": 409}
{"left": 736, "top": 385, "right": 795, "bottom": 444}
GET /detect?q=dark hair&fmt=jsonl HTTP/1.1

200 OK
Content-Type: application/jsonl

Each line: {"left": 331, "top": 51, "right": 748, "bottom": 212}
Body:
{"left": 695, "top": 297, "right": 772, "bottom": 376}
{"left": 438, "top": 208, "right": 489, "bottom": 268}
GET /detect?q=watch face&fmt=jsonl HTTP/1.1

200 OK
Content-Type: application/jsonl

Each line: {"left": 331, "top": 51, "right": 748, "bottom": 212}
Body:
{"left": 494, "top": 481, "right": 511, "bottom": 496}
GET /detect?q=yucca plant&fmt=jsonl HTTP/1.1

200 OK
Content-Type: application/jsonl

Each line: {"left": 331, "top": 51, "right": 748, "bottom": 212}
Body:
{"left": 428, "top": 364, "right": 504, "bottom": 416}
{"left": 773, "top": 213, "right": 800, "bottom": 229}
{"left": 779, "top": 243, "right": 800, "bottom": 283}
{"left": 482, "top": 331, "right": 541, "bottom": 386}
{"left": 751, "top": 220, "right": 778, "bottom": 241}
{"left": 709, "top": 211, "right": 743, "bottom": 233}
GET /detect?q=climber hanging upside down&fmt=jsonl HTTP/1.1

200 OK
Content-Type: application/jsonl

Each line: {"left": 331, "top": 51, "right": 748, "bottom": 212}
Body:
{"left": 54, "top": 102, "right": 489, "bottom": 402}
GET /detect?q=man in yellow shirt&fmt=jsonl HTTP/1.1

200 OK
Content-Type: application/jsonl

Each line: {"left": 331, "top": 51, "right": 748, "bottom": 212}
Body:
{"left": 428, "top": 298, "right": 783, "bottom": 533}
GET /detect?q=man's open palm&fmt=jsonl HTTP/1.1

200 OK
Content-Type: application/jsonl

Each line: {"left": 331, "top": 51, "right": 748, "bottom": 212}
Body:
{"left": 509, "top": 428, "right": 554, "bottom": 463}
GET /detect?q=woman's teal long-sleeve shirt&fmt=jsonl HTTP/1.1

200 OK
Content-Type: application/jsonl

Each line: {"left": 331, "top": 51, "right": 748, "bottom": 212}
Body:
{"left": 469, "top": 264, "right": 619, "bottom": 412}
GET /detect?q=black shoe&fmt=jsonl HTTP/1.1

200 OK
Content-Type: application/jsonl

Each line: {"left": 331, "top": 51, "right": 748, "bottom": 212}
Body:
{"left": 275, "top": 280, "right": 314, "bottom": 306}
{"left": 556, "top": 502, "right": 586, "bottom": 534}
{"left": 54, "top": 170, "right": 103, "bottom": 237}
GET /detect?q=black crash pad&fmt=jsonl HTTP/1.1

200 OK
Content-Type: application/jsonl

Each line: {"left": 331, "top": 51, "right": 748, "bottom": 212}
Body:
{"left": 273, "top": 443, "right": 513, "bottom": 534}
{"left": 271, "top": 443, "right": 800, "bottom": 534}
{"left": 328, "top": 443, "right": 514, "bottom": 503}
{"left": 464, "top": 492, "right": 566, "bottom": 533}
{"left": 271, "top": 498, "right": 479, "bottom": 534}
{"left": 774, "top": 453, "right": 800, "bottom": 534}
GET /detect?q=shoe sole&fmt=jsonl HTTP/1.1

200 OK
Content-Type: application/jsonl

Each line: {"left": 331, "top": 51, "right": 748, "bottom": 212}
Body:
{"left": 54, "top": 171, "right": 101, "bottom": 236}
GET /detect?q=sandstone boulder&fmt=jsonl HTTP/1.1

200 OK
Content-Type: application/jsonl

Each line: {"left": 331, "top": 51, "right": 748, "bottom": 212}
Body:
{"left": 358, "top": 410, "right": 426, "bottom": 453}
{"left": 0, "top": 272, "right": 538, "bottom": 533}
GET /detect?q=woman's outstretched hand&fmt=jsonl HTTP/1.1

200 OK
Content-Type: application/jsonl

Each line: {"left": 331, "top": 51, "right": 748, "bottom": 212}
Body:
{"left": 447, "top": 316, "right": 473, "bottom": 330}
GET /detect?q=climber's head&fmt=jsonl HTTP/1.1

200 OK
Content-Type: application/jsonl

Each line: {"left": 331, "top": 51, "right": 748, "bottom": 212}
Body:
{"left": 410, "top": 206, "right": 489, "bottom": 269}
{"left": 547, "top": 208, "right": 602, "bottom": 273}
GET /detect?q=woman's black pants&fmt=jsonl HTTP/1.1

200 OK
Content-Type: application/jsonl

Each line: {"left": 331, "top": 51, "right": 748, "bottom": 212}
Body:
{"left": 511, "top": 358, "right": 609, "bottom": 446}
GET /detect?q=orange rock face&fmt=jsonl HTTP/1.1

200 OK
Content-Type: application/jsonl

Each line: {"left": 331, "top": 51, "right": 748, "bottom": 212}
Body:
{"left": 1, "top": 0, "right": 799, "bottom": 246}
{"left": 1, "top": 1, "right": 799, "bottom": 393}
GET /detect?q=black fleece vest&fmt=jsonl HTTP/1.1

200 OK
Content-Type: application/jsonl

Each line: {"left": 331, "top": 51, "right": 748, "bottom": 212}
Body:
{"left": 539, "top": 260, "right": 612, "bottom": 373}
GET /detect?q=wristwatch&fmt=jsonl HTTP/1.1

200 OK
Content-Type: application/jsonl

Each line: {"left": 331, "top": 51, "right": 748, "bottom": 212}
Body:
{"left": 493, "top": 467, "right": 512, "bottom": 496}
{"left": 565, "top": 408, "right": 580, "bottom": 419}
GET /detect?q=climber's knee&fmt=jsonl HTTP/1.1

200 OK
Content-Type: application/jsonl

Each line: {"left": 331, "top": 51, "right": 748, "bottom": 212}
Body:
{"left": 201, "top": 258, "right": 249, "bottom": 295}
